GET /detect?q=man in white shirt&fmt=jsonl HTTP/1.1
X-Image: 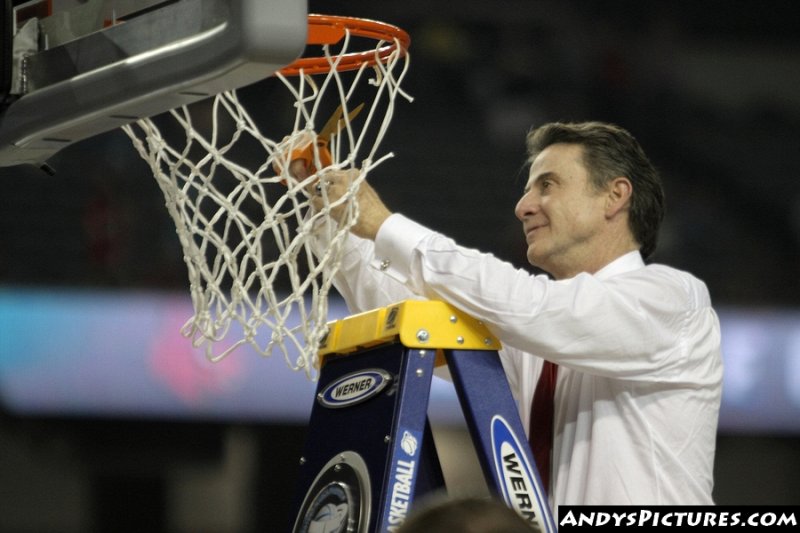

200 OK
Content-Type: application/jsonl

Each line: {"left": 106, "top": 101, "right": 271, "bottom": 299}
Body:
{"left": 302, "top": 121, "right": 723, "bottom": 509}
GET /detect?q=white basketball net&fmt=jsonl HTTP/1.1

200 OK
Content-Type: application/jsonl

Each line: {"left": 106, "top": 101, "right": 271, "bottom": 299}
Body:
{"left": 122, "top": 30, "right": 411, "bottom": 380}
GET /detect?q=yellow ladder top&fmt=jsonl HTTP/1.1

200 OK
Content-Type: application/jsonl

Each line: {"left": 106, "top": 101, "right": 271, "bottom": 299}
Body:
{"left": 318, "top": 300, "right": 502, "bottom": 367}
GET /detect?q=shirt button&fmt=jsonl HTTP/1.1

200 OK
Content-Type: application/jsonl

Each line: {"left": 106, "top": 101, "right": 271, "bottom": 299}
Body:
{"left": 379, "top": 259, "right": 391, "bottom": 271}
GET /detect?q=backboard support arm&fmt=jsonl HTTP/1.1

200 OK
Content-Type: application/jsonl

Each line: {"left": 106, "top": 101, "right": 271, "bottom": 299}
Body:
{"left": 0, "top": 0, "right": 307, "bottom": 168}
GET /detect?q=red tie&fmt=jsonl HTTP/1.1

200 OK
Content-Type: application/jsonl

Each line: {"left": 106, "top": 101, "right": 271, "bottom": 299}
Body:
{"left": 529, "top": 360, "right": 558, "bottom": 494}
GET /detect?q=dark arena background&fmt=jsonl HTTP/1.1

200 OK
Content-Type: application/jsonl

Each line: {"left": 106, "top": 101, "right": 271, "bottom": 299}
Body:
{"left": 1, "top": 0, "right": 799, "bottom": 531}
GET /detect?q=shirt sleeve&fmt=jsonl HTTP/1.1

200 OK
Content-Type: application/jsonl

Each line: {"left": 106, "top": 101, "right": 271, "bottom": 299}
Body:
{"left": 309, "top": 215, "right": 423, "bottom": 314}
{"left": 373, "top": 214, "right": 717, "bottom": 382}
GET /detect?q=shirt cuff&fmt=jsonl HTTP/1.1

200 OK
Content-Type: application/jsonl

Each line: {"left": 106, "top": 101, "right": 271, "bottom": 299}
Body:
{"left": 372, "top": 213, "right": 432, "bottom": 285}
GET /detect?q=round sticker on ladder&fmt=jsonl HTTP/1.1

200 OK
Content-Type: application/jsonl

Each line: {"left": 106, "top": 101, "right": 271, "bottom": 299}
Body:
{"left": 294, "top": 451, "right": 372, "bottom": 533}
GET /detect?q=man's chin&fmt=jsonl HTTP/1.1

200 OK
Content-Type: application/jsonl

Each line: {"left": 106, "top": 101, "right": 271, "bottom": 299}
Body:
{"left": 527, "top": 246, "right": 554, "bottom": 270}
{"left": 527, "top": 252, "right": 545, "bottom": 270}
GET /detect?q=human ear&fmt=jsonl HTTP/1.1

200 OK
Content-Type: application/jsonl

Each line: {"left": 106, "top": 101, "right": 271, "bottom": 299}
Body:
{"left": 605, "top": 176, "right": 633, "bottom": 218}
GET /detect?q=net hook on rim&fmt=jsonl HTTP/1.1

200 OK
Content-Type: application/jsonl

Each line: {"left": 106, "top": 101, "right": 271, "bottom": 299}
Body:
{"left": 278, "top": 14, "right": 411, "bottom": 77}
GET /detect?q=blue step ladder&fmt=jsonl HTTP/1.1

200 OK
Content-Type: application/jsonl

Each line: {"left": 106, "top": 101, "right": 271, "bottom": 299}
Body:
{"left": 290, "top": 300, "right": 557, "bottom": 533}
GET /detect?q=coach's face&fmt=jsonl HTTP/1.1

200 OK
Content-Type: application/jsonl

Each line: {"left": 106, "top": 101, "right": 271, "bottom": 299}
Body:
{"left": 514, "top": 143, "right": 609, "bottom": 279}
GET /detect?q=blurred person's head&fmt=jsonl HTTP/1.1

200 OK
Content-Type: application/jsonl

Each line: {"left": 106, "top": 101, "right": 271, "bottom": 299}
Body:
{"left": 397, "top": 497, "right": 534, "bottom": 533}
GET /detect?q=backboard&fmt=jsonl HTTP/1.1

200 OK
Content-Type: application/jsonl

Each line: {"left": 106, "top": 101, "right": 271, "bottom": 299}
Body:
{"left": 0, "top": 0, "right": 308, "bottom": 168}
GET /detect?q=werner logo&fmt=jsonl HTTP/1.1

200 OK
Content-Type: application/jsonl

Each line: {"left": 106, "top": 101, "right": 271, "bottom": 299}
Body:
{"left": 317, "top": 369, "right": 392, "bottom": 408}
{"left": 491, "top": 416, "right": 554, "bottom": 533}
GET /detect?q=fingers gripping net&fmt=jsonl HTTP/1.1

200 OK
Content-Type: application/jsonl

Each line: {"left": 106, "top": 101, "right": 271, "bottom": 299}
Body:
{"left": 122, "top": 26, "right": 412, "bottom": 379}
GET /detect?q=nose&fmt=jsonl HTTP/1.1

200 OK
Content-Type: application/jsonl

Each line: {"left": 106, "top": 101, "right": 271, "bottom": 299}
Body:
{"left": 515, "top": 189, "right": 538, "bottom": 222}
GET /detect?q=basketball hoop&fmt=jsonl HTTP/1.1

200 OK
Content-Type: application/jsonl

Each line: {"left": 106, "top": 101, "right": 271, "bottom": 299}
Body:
{"left": 123, "top": 14, "right": 412, "bottom": 380}
{"left": 283, "top": 15, "right": 410, "bottom": 75}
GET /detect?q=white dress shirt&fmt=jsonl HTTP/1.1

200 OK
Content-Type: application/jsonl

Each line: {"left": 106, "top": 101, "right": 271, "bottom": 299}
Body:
{"left": 316, "top": 213, "right": 723, "bottom": 508}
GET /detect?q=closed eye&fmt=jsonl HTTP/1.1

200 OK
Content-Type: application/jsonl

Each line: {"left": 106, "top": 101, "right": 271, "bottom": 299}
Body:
{"left": 539, "top": 178, "right": 555, "bottom": 194}
{"left": 526, "top": 171, "right": 557, "bottom": 195}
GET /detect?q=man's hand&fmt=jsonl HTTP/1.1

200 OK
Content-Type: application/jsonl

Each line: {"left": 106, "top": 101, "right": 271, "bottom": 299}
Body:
{"left": 280, "top": 141, "right": 390, "bottom": 241}
{"left": 311, "top": 169, "right": 391, "bottom": 241}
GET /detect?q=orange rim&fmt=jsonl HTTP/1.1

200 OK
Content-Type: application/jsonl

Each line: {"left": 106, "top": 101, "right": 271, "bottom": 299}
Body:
{"left": 278, "top": 14, "right": 410, "bottom": 76}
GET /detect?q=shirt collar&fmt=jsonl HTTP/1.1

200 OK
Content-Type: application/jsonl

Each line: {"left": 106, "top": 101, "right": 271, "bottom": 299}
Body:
{"left": 593, "top": 250, "right": 645, "bottom": 280}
